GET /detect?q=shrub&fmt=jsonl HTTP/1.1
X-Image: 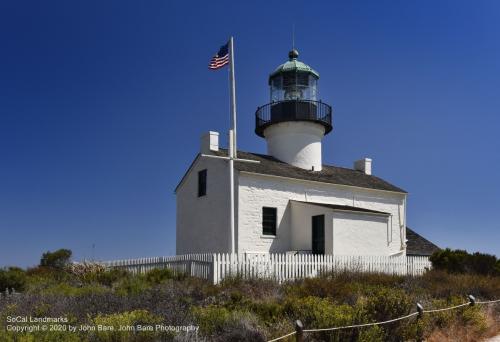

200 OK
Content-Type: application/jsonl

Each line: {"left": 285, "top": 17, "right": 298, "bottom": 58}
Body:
{"left": 213, "top": 311, "right": 265, "bottom": 342}
{"left": 192, "top": 305, "right": 231, "bottom": 335}
{"left": 92, "top": 309, "right": 165, "bottom": 341}
{"left": 192, "top": 306, "right": 264, "bottom": 341}
{"left": 469, "top": 252, "right": 498, "bottom": 276}
{"left": 248, "top": 301, "right": 283, "bottom": 324}
{"left": 358, "top": 325, "right": 385, "bottom": 342}
{"left": 144, "top": 268, "right": 176, "bottom": 284}
{"left": 40, "top": 249, "right": 72, "bottom": 269}
{"left": 430, "top": 249, "right": 499, "bottom": 276}
{"left": 283, "top": 296, "right": 356, "bottom": 328}
{"left": 362, "top": 286, "right": 414, "bottom": 322}
{"left": 114, "top": 275, "right": 151, "bottom": 296}
{"left": 359, "top": 286, "right": 416, "bottom": 341}
{"left": 0, "top": 267, "right": 26, "bottom": 292}
{"left": 95, "top": 268, "right": 130, "bottom": 287}
{"left": 66, "top": 261, "right": 106, "bottom": 283}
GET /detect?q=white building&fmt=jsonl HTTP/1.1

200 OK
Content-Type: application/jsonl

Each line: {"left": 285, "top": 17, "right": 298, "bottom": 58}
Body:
{"left": 176, "top": 49, "right": 438, "bottom": 257}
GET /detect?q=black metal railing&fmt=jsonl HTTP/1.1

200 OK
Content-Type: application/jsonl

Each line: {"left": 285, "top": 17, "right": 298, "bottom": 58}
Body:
{"left": 255, "top": 100, "right": 332, "bottom": 137}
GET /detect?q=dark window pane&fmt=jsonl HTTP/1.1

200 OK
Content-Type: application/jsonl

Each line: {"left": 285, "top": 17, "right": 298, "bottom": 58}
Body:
{"left": 297, "top": 73, "right": 309, "bottom": 86}
{"left": 312, "top": 215, "right": 325, "bottom": 255}
{"left": 198, "top": 169, "right": 207, "bottom": 197}
{"left": 262, "top": 207, "right": 277, "bottom": 235}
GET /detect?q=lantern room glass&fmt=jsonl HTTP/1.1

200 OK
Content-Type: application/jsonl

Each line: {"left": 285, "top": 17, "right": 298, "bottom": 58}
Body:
{"left": 270, "top": 72, "right": 318, "bottom": 102}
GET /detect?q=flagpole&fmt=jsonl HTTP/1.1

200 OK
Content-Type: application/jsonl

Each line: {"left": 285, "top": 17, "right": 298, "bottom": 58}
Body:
{"left": 229, "top": 37, "right": 237, "bottom": 158}
{"left": 228, "top": 36, "right": 237, "bottom": 254}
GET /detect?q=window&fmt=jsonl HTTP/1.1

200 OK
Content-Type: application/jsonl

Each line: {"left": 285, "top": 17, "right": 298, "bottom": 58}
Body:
{"left": 198, "top": 169, "right": 207, "bottom": 197}
{"left": 262, "top": 207, "right": 277, "bottom": 236}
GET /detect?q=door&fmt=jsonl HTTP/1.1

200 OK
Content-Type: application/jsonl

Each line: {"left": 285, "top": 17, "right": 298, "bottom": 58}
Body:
{"left": 312, "top": 215, "right": 325, "bottom": 255}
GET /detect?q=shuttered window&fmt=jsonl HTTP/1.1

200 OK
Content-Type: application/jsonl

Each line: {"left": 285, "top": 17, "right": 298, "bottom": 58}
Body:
{"left": 262, "top": 207, "right": 277, "bottom": 236}
{"left": 198, "top": 169, "right": 207, "bottom": 197}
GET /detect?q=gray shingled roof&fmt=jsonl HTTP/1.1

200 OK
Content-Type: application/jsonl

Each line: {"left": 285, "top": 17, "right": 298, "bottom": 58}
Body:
{"left": 406, "top": 227, "right": 440, "bottom": 256}
{"left": 214, "top": 149, "right": 407, "bottom": 193}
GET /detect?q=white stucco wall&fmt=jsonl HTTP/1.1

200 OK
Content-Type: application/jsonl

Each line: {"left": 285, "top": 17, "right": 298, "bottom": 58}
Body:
{"left": 290, "top": 201, "right": 334, "bottom": 253}
{"left": 332, "top": 211, "right": 390, "bottom": 255}
{"left": 237, "top": 172, "right": 406, "bottom": 256}
{"left": 176, "top": 155, "right": 232, "bottom": 254}
{"left": 264, "top": 122, "right": 325, "bottom": 171}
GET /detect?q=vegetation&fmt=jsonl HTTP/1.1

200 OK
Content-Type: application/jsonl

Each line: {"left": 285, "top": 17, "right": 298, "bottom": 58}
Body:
{"left": 39, "top": 248, "right": 72, "bottom": 269}
{"left": 430, "top": 248, "right": 500, "bottom": 276}
{"left": 0, "top": 249, "right": 499, "bottom": 341}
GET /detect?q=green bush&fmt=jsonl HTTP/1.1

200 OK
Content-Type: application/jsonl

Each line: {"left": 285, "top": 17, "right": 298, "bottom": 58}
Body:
{"left": 92, "top": 309, "right": 164, "bottom": 341}
{"left": 249, "top": 301, "right": 284, "bottom": 324}
{"left": 191, "top": 305, "right": 231, "bottom": 335}
{"left": 430, "top": 248, "right": 499, "bottom": 276}
{"left": 114, "top": 275, "right": 151, "bottom": 296}
{"left": 40, "top": 249, "right": 72, "bottom": 269}
{"left": 284, "top": 296, "right": 356, "bottom": 328}
{"left": 0, "top": 267, "right": 26, "bottom": 292}
{"left": 144, "top": 268, "right": 176, "bottom": 284}
{"left": 95, "top": 268, "right": 130, "bottom": 287}
{"left": 358, "top": 325, "right": 385, "bottom": 342}
{"left": 362, "top": 286, "right": 414, "bottom": 322}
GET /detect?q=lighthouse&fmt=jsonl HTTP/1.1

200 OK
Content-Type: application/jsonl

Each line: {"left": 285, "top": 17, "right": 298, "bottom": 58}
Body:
{"left": 255, "top": 49, "right": 332, "bottom": 171}
{"left": 176, "top": 45, "right": 439, "bottom": 260}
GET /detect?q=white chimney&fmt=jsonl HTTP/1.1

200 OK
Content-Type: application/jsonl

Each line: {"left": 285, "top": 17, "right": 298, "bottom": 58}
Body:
{"left": 200, "top": 131, "right": 219, "bottom": 154}
{"left": 354, "top": 158, "right": 372, "bottom": 175}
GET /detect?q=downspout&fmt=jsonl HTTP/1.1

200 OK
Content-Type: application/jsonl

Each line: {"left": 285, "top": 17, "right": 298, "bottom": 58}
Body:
{"left": 398, "top": 196, "right": 407, "bottom": 251}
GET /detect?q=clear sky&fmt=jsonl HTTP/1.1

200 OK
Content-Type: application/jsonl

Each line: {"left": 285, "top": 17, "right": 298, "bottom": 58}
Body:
{"left": 1, "top": 1, "right": 499, "bottom": 267}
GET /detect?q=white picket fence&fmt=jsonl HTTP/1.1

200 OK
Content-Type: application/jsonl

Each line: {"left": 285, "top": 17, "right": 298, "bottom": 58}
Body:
{"left": 101, "top": 253, "right": 431, "bottom": 284}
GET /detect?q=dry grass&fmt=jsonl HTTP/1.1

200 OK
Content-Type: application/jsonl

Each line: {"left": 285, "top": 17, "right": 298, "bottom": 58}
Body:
{"left": 427, "top": 308, "right": 500, "bottom": 342}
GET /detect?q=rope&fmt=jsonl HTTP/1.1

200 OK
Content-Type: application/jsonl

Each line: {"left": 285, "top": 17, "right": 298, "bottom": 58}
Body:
{"left": 266, "top": 331, "right": 296, "bottom": 342}
{"left": 266, "top": 297, "right": 500, "bottom": 342}
{"left": 422, "top": 302, "right": 470, "bottom": 313}
{"left": 302, "top": 312, "right": 419, "bottom": 332}
{"left": 477, "top": 299, "right": 500, "bottom": 305}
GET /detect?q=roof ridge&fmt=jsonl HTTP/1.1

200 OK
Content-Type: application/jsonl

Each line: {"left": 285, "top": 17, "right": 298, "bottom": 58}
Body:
{"left": 223, "top": 148, "right": 377, "bottom": 175}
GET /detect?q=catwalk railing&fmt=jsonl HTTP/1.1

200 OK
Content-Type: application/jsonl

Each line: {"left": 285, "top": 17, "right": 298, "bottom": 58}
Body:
{"left": 101, "top": 254, "right": 431, "bottom": 285}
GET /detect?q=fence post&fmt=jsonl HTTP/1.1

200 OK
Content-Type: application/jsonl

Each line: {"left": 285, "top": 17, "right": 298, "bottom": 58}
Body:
{"left": 211, "top": 254, "right": 217, "bottom": 285}
{"left": 295, "top": 320, "right": 303, "bottom": 342}
{"left": 416, "top": 303, "right": 424, "bottom": 342}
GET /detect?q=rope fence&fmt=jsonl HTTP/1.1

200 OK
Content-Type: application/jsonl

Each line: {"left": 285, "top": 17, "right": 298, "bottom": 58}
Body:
{"left": 267, "top": 294, "right": 500, "bottom": 342}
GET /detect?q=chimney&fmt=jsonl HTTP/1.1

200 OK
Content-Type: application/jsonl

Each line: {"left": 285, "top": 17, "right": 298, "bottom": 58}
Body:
{"left": 200, "top": 131, "right": 219, "bottom": 154}
{"left": 354, "top": 158, "right": 372, "bottom": 175}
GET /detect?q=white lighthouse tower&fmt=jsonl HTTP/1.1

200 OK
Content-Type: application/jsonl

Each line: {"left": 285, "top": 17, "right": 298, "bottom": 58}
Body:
{"left": 255, "top": 49, "right": 332, "bottom": 171}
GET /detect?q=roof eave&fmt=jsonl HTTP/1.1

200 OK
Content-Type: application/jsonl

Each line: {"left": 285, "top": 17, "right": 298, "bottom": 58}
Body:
{"left": 238, "top": 170, "right": 408, "bottom": 195}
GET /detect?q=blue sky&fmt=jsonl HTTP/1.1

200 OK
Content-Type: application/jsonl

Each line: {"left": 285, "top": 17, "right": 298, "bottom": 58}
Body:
{"left": 1, "top": 1, "right": 499, "bottom": 267}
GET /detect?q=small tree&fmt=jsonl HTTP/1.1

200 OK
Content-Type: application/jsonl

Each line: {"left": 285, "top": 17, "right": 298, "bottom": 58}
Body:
{"left": 429, "top": 249, "right": 468, "bottom": 273}
{"left": 0, "top": 267, "right": 26, "bottom": 292}
{"left": 430, "top": 248, "right": 499, "bottom": 276}
{"left": 40, "top": 249, "right": 72, "bottom": 269}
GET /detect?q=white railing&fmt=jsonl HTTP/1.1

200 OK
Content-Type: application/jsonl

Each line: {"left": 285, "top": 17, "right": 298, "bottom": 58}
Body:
{"left": 101, "top": 254, "right": 431, "bottom": 284}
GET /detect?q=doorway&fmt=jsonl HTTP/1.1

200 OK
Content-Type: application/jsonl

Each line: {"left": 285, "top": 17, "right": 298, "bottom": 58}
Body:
{"left": 312, "top": 215, "right": 325, "bottom": 254}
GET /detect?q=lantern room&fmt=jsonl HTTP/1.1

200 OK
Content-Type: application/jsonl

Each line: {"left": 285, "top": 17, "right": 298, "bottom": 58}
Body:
{"left": 255, "top": 49, "right": 332, "bottom": 139}
{"left": 254, "top": 49, "right": 333, "bottom": 171}
{"left": 269, "top": 49, "right": 319, "bottom": 102}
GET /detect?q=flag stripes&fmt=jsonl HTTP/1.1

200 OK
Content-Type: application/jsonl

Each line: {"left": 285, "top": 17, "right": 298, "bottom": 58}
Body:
{"left": 208, "top": 43, "right": 229, "bottom": 70}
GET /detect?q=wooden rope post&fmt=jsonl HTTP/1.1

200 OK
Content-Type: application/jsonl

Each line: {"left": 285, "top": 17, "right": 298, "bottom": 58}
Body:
{"left": 295, "top": 320, "right": 303, "bottom": 342}
{"left": 416, "top": 303, "right": 424, "bottom": 342}
{"left": 468, "top": 294, "right": 476, "bottom": 306}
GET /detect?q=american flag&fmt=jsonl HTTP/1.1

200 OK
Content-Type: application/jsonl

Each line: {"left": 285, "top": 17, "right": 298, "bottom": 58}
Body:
{"left": 208, "top": 43, "right": 229, "bottom": 70}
